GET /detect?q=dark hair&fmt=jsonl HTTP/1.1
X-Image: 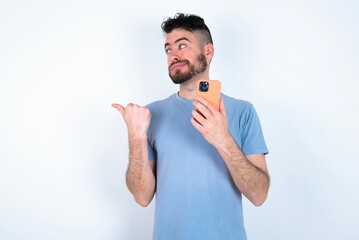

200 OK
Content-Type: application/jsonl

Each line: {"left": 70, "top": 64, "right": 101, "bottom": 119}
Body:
{"left": 161, "top": 13, "right": 213, "bottom": 45}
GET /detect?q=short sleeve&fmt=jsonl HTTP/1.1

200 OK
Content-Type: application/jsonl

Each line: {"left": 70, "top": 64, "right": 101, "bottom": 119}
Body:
{"left": 240, "top": 104, "right": 269, "bottom": 156}
{"left": 148, "top": 139, "right": 157, "bottom": 161}
{"left": 146, "top": 103, "right": 157, "bottom": 161}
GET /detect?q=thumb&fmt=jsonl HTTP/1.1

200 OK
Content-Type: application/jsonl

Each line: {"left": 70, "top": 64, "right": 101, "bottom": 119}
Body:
{"left": 219, "top": 98, "right": 227, "bottom": 117}
{"left": 111, "top": 103, "right": 125, "bottom": 116}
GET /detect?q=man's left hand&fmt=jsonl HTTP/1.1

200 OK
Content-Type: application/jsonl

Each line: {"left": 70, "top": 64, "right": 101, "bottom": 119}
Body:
{"left": 191, "top": 96, "right": 230, "bottom": 147}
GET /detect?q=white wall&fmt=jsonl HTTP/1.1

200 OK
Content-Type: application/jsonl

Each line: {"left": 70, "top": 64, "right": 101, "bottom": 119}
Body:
{"left": 0, "top": 0, "right": 358, "bottom": 239}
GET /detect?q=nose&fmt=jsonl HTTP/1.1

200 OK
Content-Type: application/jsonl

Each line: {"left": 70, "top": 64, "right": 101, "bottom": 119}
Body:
{"left": 168, "top": 49, "right": 180, "bottom": 64}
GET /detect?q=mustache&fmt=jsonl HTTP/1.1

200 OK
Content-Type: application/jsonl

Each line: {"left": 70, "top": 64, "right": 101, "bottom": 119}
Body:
{"left": 169, "top": 59, "right": 190, "bottom": 70}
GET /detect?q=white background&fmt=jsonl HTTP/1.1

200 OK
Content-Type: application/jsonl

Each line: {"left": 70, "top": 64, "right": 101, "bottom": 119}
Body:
{"left": 1, "top": 0, "right": 358, "bottom": 239}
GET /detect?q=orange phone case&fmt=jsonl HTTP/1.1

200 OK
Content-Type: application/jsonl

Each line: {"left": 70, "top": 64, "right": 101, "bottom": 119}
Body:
{"left": 196, "top": 80, "right": 222, "bottom": 111}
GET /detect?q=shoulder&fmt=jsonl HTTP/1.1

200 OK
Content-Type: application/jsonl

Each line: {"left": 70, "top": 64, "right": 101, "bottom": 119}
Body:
{"left": 146, "top": 94, "right": 176, "bottom": 111}
{"left": 221, "top": 93, "right": 254, "bottom": 115}
{"left": 145, "top": 94, "right": 179, "bottom": 120}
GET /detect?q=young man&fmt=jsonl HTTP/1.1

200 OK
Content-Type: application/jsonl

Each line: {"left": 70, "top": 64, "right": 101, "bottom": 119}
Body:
{"left": 112, "top": 13, "right": 269, "bottom": 240}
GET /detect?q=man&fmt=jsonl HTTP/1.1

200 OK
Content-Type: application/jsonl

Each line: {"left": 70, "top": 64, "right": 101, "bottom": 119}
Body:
{"left": 112, "top": 13, "right": 269, "bottom": 240}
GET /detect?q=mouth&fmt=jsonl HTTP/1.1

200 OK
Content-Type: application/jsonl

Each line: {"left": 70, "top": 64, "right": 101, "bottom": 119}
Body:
{"left": 169, "top": 61, "right": 189, "bottom": 71}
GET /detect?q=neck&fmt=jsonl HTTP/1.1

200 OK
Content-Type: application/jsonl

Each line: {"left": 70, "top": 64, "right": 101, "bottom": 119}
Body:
{"left": 178, "top": 72, "right": 210, "bottom": 100}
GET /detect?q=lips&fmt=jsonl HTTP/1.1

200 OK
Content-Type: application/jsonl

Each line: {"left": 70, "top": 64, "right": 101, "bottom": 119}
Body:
{"left": 169, "top": 61, "right": 189, "bottom": 71}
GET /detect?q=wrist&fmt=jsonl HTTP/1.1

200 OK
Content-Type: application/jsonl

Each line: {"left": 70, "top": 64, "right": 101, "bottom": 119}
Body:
{"left": 215, "top": 131, "right": 233, "bottom": 151}
{"left": 128, "top": 132, "right": 148, "bottom": 142}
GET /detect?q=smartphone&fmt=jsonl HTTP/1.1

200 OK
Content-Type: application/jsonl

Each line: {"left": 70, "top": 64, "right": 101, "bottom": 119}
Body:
{"left": 196, "top": 80, "right": 222, "bottom": 111}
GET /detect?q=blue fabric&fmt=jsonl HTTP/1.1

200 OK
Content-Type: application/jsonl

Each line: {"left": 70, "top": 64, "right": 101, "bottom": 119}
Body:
{"left": 146, "top": 93, "right": 268, "bottom": 240}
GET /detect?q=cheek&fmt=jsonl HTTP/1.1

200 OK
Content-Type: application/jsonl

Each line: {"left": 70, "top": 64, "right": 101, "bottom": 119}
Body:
{"left": 167, "top": 57, "right": 172, "bottom": 66}
{"left": 187, "top": 52, "right": 199, "bottom": 62}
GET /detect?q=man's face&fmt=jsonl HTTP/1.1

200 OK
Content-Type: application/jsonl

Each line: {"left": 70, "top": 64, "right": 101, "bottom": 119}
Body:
{"left": 164, "top": 29, "right": 208, "bottom": 84}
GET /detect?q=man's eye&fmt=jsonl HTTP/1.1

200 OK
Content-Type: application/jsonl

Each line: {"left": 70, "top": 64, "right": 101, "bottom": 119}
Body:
{"left": 179, "top": 44, "right": 186, "bottom": 50}
{"left": 165, "top": 49, "right": 171, "bottom": 54}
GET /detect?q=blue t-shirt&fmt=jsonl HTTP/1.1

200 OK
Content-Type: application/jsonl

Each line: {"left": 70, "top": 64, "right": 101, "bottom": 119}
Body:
{"left": 146, "top": 93, "right": 268, "bottom": 240}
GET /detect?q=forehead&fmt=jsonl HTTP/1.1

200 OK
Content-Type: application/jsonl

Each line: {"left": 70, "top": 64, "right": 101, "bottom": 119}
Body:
{"left": 164, "top": 29, "right": 198, "bottom": 45}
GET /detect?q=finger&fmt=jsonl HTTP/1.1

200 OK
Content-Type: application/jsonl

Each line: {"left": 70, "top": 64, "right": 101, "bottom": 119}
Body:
{"left": 191, "top": 117, "right": 205, "bottom": 132}
{"left": 195, "top": 96, "right": 217, "bottom": 114}
{"left": 192, "top": 109, "right": 206, "bottom": 125}
{"left": 111, "top": 103, "right": 125, "bottom": 116}
{"left": 219, "top": 98, "right": 227, "bottom": 117}
{"left": 193, "top": 100, "right": 211, "bottom": 119}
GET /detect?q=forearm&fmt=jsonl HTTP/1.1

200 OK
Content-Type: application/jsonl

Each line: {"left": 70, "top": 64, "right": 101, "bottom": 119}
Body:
{"left": 216, "top": 134, "right": 270, "bottom": 206}
{"left": 126, "top": 136, "right": 156, "bottom": 207}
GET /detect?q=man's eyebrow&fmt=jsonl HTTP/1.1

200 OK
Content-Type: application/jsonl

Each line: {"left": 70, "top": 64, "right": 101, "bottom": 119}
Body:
{"left": 164, "top": 37, "right": 191, "bottom": 48}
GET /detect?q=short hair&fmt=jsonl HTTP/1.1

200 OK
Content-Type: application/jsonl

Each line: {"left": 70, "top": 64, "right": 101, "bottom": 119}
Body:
{"left": 161, "top": 13, "right": 213, "bottom": 45}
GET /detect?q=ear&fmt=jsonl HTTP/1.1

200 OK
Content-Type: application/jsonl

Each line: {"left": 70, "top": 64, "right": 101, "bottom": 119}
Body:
{"left": 204, "top": 43, "right": 214, "bottom": 62}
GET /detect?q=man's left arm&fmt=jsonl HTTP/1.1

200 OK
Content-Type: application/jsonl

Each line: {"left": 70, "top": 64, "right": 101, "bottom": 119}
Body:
{"left": 215, "top": 136, "right": 270, "bottom": 206}
{"left": 191, "top": 97, "right": 270, "bottom": 206}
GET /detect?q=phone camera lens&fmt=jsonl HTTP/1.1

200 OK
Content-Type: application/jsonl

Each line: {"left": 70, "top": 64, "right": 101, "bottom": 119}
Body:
{"left": 199, "top": 81, "right": 209, "bottom": 92}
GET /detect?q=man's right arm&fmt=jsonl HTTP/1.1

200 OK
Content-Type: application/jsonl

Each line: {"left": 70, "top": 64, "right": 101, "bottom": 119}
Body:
{"left": 126, "top": 136, "right": 156, "bottom": 207}
{"left": 112, "top": 103, "right": 156, "bottom": 207}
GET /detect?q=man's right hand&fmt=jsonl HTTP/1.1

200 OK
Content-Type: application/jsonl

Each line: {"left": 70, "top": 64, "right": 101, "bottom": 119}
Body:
{"left": 112, "top": 103, "right": 155, "bottom": 207}
{"left": 112, "top": 103, "right": 151, "bottom": 139}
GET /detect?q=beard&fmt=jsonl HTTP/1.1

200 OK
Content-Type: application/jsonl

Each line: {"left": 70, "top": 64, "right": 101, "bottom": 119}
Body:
{"left": 168, "top": 53, "right": 208, "bottom": 84}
